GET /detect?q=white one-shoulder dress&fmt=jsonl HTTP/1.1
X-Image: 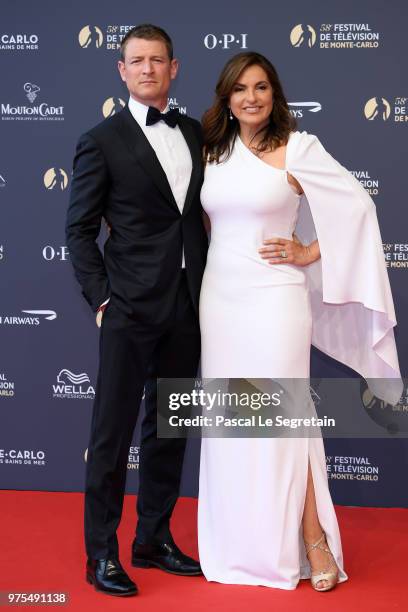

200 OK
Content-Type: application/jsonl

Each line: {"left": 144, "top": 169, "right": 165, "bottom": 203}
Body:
{"left": 197, "top": 134, "right": 349, "bottom": 589}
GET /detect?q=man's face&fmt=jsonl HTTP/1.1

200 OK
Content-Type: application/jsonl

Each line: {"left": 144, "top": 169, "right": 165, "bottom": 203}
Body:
{"left": 118, "top": 37, "right": 178, "bottom": 109}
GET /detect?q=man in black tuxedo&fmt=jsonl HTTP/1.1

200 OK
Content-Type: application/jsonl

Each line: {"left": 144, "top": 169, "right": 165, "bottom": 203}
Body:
{"left": 66, "top": 24, "right": 208, "bottom": 597}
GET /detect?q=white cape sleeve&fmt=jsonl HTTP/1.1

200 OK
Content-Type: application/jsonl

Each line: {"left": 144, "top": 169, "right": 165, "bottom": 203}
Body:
{"left": 286, "top": 130, "right": 402, "bottom": 404}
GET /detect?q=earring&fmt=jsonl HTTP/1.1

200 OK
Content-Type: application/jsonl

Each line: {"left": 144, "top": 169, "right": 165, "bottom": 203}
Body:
{"left": 229, "top": 108, "right": 233, "bottom": 120}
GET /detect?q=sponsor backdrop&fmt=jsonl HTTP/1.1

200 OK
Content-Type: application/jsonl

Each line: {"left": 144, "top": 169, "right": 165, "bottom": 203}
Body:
{"left": 1, "top": 0, "right": 407, "bottom": 507}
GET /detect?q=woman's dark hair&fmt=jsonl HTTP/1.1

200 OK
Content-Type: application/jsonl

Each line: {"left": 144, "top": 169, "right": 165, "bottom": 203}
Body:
{"left": 202, "top": 52, "right": 296, "bottom": 163}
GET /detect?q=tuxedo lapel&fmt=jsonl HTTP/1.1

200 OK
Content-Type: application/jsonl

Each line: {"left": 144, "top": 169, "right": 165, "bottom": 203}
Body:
{"left": 115, "top": 106, "right": 179, "bottom": 212}
{"left": 177, "top": 116, "right": 202, "bottom": 216}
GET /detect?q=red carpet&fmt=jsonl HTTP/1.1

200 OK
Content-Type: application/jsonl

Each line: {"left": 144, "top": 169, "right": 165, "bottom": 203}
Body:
{"left": 1, "top": 491, "right": 406, "bottom": 611}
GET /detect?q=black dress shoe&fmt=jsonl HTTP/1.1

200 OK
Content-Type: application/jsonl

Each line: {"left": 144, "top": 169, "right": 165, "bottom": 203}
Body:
{"left": 86, "top": 558, "right": 138, "bottom": 596}
{"left": 131, "top": 538, "right": 202, "bottom": 576}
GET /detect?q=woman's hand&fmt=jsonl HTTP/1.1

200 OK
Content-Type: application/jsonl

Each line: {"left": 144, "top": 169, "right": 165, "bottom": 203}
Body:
{"left": 258, "top": 236, "right": 320, "bottom": 266}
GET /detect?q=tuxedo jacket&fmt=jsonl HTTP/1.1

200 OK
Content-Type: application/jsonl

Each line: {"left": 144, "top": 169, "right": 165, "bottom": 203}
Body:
{"left": 66, "top": 106, "right": 208, "bottom": 326}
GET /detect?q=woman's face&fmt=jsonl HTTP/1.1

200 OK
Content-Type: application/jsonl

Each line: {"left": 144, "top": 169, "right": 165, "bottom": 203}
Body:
{"left": 229, "top": 64, "right": 273, "bottom": 132}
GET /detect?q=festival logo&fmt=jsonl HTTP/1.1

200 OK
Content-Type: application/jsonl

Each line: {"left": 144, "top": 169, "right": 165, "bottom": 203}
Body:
{"left": 78, "top": 25, "right": 136, "bottom": 51}
{"left": 43, "top": 168, "right": 68, "bottom": 191}
{"left": 383, "top": 243, "right": 408, "bottom": 270}
{"left": 360, "top": 380, "right": 408, "bottom": 433}
{"left": 350, "top": 169, "right": 380, "bottom": 196}
{"left": 168, "top": 97, "right": 187, "bottom": 115}
{"left": 291, "top": 23, "right": 381, "bottom": 50}
{"left": 78, "top": 25, "right": 103, "bottom": 48}
{"left": 102, "top": 97, "right": 126, "bottom": 118}
{"left": 53, "top": 369, "right": 95, "bottom": 400}
{"left": 364, "top": 97, "right": 408, "bottom": 123}
{"left": 84, "top": 446, "right": 140, "bottom": 469}
{"left": 394, "top": 97, "right": 408, "bottom": 122}
{"left": 128, "top": 447, "right": 140, "bottom": 470}
{"left": 290, "top": 25, "right": 317, "bottom": 48}
{"left": 326, "top": 455, "right": 380, "bottom": 482}
{"left": 364, "top": 97, "right": 391, "bottom": 121}
{"left": 0, "top": 372, "right": 15, "bottom": 397}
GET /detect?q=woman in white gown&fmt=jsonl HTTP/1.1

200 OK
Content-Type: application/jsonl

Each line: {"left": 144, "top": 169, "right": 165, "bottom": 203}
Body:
{"left": 197, "top": 52, "right": 401, "bottom": 591}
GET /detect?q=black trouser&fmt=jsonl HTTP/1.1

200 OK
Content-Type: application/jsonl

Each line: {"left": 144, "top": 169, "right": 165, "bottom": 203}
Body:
{"left": 84, "top": 272, "right": 201, "bottom": 559}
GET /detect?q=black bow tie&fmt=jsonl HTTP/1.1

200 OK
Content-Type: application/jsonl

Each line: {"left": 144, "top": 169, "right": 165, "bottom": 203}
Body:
{"left": 146, "top": 106, "right": 179, "bottom": 128}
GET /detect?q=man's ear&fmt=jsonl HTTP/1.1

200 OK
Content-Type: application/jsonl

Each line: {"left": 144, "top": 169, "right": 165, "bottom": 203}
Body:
{"left": 170, "top": 58, "right": 179, "bottom": 80}
{"left": 117, "top": 60, "right": 126, "bottom": 82}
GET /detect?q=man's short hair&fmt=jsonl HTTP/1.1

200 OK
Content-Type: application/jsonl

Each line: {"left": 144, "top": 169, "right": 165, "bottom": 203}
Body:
{"left": 120, "top": 24, "right": 173, "bottom": 61}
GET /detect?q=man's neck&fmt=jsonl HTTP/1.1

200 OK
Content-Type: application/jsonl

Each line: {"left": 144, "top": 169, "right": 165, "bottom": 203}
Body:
{"left": 129, "top": 94, "right": 168, "bottom": 112}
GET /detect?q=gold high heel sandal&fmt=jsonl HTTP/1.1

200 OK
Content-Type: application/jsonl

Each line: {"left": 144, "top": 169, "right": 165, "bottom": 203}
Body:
{"left": 304, "top": 532, "right": 339, "bottom": 592}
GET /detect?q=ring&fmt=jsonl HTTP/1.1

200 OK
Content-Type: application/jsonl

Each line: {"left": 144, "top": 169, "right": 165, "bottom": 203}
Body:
{"left": 280, "top": 250, "right": 288, "bottom": 258}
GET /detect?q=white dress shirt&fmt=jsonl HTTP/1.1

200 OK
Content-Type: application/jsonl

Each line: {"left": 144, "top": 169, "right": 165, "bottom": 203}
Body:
{"left": 97, "top": 97, "right": 192, "bottom": 320}
{"left": 128, "top": 96, "right": 192, "bottom": 268}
